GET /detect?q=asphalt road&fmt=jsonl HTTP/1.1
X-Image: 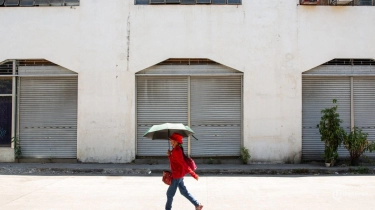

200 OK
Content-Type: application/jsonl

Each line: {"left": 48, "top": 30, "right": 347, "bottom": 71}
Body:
{"left": 1, "top": 175, "right": 374, "bottom": 210}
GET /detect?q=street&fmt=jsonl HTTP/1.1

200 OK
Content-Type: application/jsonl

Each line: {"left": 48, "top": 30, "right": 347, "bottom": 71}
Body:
{"left": 0, "top": 175, "right": 374, "bottom": 210}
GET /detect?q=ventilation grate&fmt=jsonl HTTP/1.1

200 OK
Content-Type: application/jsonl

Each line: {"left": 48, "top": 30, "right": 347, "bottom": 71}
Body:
{"left": 17, "top": 59, "right": 58, "bottom": 67}
{"left": 323, "top": 59, "right": 375, "bottom": 66}
{"left": 0, "top": 61, "right": 13, "bottom": 75}
{"left": 157, "top": 58, "right": 219, "bottom": 65}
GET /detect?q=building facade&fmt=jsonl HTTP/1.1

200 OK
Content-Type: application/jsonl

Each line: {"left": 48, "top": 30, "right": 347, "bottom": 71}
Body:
{"left": 0, "top": 0, "right": 375, "bottom": 163}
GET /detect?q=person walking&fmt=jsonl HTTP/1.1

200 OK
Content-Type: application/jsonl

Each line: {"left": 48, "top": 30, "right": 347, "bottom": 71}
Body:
{"left": 166, "top": 133, "right": 203, "bottom": 210}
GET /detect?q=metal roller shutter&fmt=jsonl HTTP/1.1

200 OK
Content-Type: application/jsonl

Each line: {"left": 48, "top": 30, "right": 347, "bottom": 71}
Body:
{"left": 190, "top": 76, "right": 242, "bottom": 156}
{"left": 136, "top": 63, "right": 243, "bottom": 157}
{"left": 353, "top": 77, "right": 375, "bottom": 158}
{"left": 302, "top": 77, "right": 351, "bottom": 160}
{"left": 19, "top": 77, "right": 78, "bottom": 158}
{"left": 136, "top": 76, "right": 188, "bottom": 156}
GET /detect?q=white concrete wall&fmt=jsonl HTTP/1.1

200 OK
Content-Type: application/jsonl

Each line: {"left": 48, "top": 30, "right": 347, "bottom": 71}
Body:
{"left": 0, "top": 148, "right": 15, "bottom": 162}
{"left": 0, "top": 0, "right": 374, "bottom": 163}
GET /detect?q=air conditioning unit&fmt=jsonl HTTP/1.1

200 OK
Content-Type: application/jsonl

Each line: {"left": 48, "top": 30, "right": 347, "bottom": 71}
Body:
{"left": 300, "top": 0, "right": 320, "bottom": 5}
{"left": 330, "top": 0, "right": 353, "bottom": 5}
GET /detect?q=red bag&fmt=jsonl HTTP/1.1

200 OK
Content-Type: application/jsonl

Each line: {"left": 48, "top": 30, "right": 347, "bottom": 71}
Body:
{"left": 184, "top": 157, "right": 197, "bottom": 171}
{"left": 162, "top": 171, "right": 172, "bottom": 185}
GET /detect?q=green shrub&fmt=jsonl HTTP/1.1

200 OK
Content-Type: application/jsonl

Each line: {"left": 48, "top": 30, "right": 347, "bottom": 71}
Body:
{"left": 341, "top": 127, "right": 375, "bottom": 166}
{"left": 240, "top": 146, "right": 250, "bottom": 164}
{"left": 317, "top": 99, "right": 343, "bottom": 162}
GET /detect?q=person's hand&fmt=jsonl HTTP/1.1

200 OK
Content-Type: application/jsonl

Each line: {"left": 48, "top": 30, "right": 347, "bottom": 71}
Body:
{"left": 167, "top": 150, "right": 171, "bottom": 156}
{"left": 195, "top": 175, "right": 199, "bottom": 181}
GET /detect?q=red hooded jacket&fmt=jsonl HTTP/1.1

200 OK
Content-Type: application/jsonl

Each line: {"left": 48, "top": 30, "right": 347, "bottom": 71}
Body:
{"left": 168, "top": 146, "right": 198, "bottom": 179}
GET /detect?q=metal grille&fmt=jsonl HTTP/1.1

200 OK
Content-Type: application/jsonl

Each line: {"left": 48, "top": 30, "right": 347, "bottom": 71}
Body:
{"left": 190, "top": 76, "right": 241, "bottom": 156}
{"left": 135, "top": 0, "right": 241, "bottom": 5}
{"left": 157, "top": 58, "right": 219, "bottom": 66}
{"left": 18, "top": 65, "right": 76, "bottom": 75}
{"left": 302, "top": 77, "right": 351, "bottom": 160}
{"left": 323, "top": 59, "right": 375, "bottom": 66}
{"left": 19, "top": 76, "right": 78, "bottom": 158}
{"left": 303, "top": 65, "right": 375, "bottom": 76}
{"left": 302, "top": 0, "right": 375, "bottom": 6}
{"left": 18, "top": 59, "right": 58, "bottom": 67}
{"left": 0, "top": 61, "right": 13, "bottom": 75}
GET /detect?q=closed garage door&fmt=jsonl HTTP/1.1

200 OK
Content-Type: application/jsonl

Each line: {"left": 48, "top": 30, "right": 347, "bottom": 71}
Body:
{"left": 136, "top": 63, "right": 242, "bottom": 157}
{"left": 302, "top": 77, "right": 350, "bottom": 160}
{"left": 302, "top": 64, "right": 375, "bottom": 160}
{"left": 136, "top": 76, "right": 189, "bottom": 156}
{"left": 19, "top": 66, "right": 78, "bottom": 158}
{"left": 190, "top": 76, "right": 241, "bottom": 156}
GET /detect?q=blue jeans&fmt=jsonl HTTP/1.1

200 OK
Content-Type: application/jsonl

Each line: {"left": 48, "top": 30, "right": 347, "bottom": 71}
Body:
{"left": 165, "top": 178, "right": 199, "bottom": 210}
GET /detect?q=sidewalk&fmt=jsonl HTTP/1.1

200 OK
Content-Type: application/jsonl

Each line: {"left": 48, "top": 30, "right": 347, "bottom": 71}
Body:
{"left": 1, "top": 162, "right": 375, "bottom": 176}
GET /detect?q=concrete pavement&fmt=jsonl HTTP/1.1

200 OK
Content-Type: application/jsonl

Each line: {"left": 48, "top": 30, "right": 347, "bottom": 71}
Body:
{"left": 1, "top": 175, "right": 375, "bottom": 210}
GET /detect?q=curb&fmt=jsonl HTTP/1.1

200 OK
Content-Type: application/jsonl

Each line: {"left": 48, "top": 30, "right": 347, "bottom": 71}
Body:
{"left": 1, "top": 167, "right": 374, "bottom": 176}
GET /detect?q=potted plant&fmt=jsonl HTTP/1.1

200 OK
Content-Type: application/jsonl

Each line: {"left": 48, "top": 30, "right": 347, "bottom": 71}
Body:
{"left": 323, "top": 147, "right": 338, "bottom": 167}
{"left": 341, "top": 127, "right": 375, "bottom": 166}
{"left": 324, "top": 147, "right": 331, "bottom": 167}
{"left": 317, "top": 99, "right": 343, "bottom": 166}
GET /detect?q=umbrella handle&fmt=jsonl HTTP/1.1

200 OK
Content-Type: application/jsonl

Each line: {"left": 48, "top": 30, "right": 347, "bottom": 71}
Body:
{"left": 168, "top": 129, "right": 170, "bottom": 150}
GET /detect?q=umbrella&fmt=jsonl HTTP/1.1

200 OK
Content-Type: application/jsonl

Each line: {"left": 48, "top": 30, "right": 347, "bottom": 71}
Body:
{"left": 143, "top": 123, "right": 195, "bottom": 140}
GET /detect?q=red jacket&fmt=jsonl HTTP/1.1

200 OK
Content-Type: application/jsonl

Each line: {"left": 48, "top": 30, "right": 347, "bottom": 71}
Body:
{"left": 168, "top": 146, "right": 198, "bottom": 179}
